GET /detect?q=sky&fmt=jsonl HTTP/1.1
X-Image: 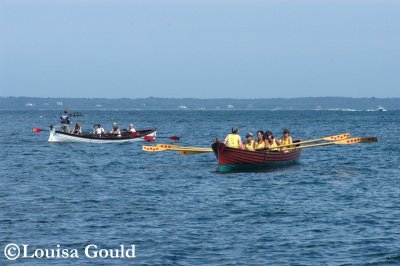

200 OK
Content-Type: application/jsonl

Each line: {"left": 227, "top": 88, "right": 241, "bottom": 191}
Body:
{"left": 1, "top": 0, "right": 399, "bottom": 98}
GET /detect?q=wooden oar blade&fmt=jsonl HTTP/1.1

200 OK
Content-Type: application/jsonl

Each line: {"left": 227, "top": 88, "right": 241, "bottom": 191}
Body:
{"left": 336, "top": 137, "right": 378, "bottom": 145}
{"left": 143, "top": 136, "right": 179, "bottom": 141}
{"left": 155, "top": 143, "right": 212, "bottom": 152}
{"left": 156, "top": 143, "right": 181, "bottom": 149}
{"left": 322, "top": 132, "right": 350, "bottom": 141}
{"left": 156, "top": 143, "right": 212, "bottom": 151}
{"left": 32, "top": 128, "right": 43, "bottom": 133}
{"left": 169, "top": 136, "right": 180, "bottom": 141}
{"left": 142, "top": 145, "right": 167, "bottom": 152}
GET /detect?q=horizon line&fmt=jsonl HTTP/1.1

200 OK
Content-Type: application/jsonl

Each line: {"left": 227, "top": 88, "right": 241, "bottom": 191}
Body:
{"left": 1, "top": 96, "right": 400, "bottom": 100}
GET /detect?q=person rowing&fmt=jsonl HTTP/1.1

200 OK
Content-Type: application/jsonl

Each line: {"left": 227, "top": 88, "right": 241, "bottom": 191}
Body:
{"left": 108, "top": 122, "right": 121, "bottom": 137}
{"left": 224, "top": 127, "right": 243, "bottom": 149}
{"left": 127, "top": 123, "right": 136, "bottom": 133}
{"left": 278, "top": 128, "right": 293, "bottom": 150}
{"left": 93, "top": 124, "right": 105, "bottom": 135}
{"left": 265, "top": 130, "right": 278, "bottom": 151}
{"left": 72, "top": 123, "right": 82, "bottom": 135}
{"left": 244, "top": 132, "right": 255, "bottom": 151}
{"left": 254, "top": 130, "right": 266, "bottom": 150}
{"left": 123, "top": 123, "right": 138, "bottom": 136}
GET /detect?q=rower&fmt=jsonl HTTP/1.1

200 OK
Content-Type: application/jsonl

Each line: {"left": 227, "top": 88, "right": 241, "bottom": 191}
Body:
{"left": 127, "top": 123, "right": 136, "bottom": 133}
{"left": 72, "top": 123, "right": 82, "bottom": 135}
{"left": 109, "top": 122, "right": 121, "bottom": 137}
{"left": 93, "top": 124, "right": 105, "bottom": 135}
{"left": 254, "top": 130, "right": 266, "bottom": 150}
{"left": 278, "top": 128, "right": 293, "bottom": 150}
{"left": 224, "top": 127, "right": 243, "bottom": 149}
{"left": 265, "top": 130, "right": 278, "bottom": 151}
{"left": 244, "top": 132, "right": 255, "bottom": 151}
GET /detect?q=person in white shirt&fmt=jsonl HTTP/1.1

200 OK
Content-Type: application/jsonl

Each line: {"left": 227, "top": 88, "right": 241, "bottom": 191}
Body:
{"left": 127, "top": 123, "right": 136, "bottom": 133}
{"left": 93, "top": 124, "right": 105, "bottom": 135}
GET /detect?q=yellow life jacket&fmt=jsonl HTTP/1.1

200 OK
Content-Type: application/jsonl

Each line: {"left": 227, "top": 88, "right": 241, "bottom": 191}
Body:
{"left": 255, "top": 140, "right": 265, "bottom": 150}
{"left": 225, "top": 134, "right": 241, "bottom": 149}
{"left": 281, "top": 136, "right": 292, "bottom": 146}
{"left": 269, "top": 139, "right": 278, "bottom": 151}
{"left": 245, "top": 140, "right": 255, "bottom": 151}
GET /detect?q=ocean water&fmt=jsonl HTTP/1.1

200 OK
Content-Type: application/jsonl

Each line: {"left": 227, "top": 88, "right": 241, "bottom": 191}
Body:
{"left": 1, "top": 110, "right": 399, "bottom": 265}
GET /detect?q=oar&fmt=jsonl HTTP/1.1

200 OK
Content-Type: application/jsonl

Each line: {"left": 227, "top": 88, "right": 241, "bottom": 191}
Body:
{"left": 156, "top": 143, "right": 212, "bottom": 152}
{"left": 32, "top": 127, "right": 50, "bottom": 132}
{"left": 179, "top": 150, "right": 212, "bottom": 156}
{"left": 143, "top": 136, "right": 180, "bottom": 141}
{"left": 33, "top": 127, "right": 91, "bottom": 135}
{"left": 285, "top": 137, "right": 378, "bottom": 150}
{"left": 142, "top": 145, "right": 167, "bottom": 152}
{"left": 142, "top": 145, "right": 211, "bottom": 156}
{"left": 273, "top": 132, "right": 351, "bottom": 149}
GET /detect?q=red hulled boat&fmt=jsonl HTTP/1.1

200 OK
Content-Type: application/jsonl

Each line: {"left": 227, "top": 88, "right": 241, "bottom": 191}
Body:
{"left": 211, "top": 141, "right": 301, "bottom": 173}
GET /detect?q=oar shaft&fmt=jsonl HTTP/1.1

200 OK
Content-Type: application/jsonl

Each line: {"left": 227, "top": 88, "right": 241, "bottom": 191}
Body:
{"left": 179, "top": 150, "right": 212, "bottom": 156}
{"left": 291, "top": 137, "right": 323, "bottom": 145}
{"left": 275, "top": 132, "right": 350, "bottom": 148}
{"left": 285, "top": 137, "right": 378, "bottom": 150}
{"left": 143, "top": 144, "right": 212, "bottom": 154}
{"left": 285, "top": 142, "right": 335, "bottom": 150}
{"left": 156, "top": 144, "right": 212, "bottom": 151}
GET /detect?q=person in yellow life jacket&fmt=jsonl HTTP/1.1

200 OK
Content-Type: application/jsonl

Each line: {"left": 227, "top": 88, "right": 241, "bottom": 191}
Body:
{"left": 224, "top": 127, "right": 243, "bottom": 149}
{"left": 278, "top": 128, "right": 293, "bottom": 150}
{"left": 244, "top": 132, "right": 255, "bottom": 151}
{"left": 254, "top": 130, "right": 266, "bottom": 150}
{"left": 264, "top": 130, "right": 279, "bottom": 151}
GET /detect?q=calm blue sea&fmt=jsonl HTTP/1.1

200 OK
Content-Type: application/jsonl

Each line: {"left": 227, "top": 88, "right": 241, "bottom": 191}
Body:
{"left": 1, "top": 110, "right": 399, "bottom": 265}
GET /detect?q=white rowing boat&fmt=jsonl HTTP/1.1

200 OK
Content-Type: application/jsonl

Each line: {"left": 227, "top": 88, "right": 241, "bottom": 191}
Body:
{"left": 48, "top": 126, "right": 156, "bottom": 143}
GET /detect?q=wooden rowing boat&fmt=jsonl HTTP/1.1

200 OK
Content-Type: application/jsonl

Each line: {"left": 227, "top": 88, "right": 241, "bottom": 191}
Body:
{"left": 48, "top": 126, "right": 157, "bottom": 143}
{"left": 141, "top": 133, "right": 376, "bottom": 173}
{"left": 211, "top": 141, "right": 301, "bottom": 173}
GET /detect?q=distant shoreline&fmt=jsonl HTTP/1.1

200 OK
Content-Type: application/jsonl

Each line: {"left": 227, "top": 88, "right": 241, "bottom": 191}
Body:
{"left": 1, "top": 96, "right": 399, "bottom": 110}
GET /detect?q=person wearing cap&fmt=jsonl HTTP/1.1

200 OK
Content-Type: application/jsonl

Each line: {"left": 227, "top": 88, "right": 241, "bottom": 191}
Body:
{"left": 244, "top": 132, "right": 255, "bottom": 151}
{"left": 278, "top": 128, "right": 293, "bottom": 149}
{"left": 254, "top": 130, "right": 266, "bottom": 150}
{"left": 59, "top": 109, "right": 71, "bottom": 132}
{"left": 265, "top": 130, "right": 278, "bottom": 151}
{"left": 109, "top": 122, "right": 121, "bottom": 137}
{"left": 224, "top": 127, "right": 243, "bottom": 149}
{"left": 72, "top": 123, "right": 82, "bottom": 135}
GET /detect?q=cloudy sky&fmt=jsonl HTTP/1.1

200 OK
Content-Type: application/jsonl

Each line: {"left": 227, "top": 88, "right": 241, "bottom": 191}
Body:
{"left": 1, "top": 0, "right": 399, "bottom": 98}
